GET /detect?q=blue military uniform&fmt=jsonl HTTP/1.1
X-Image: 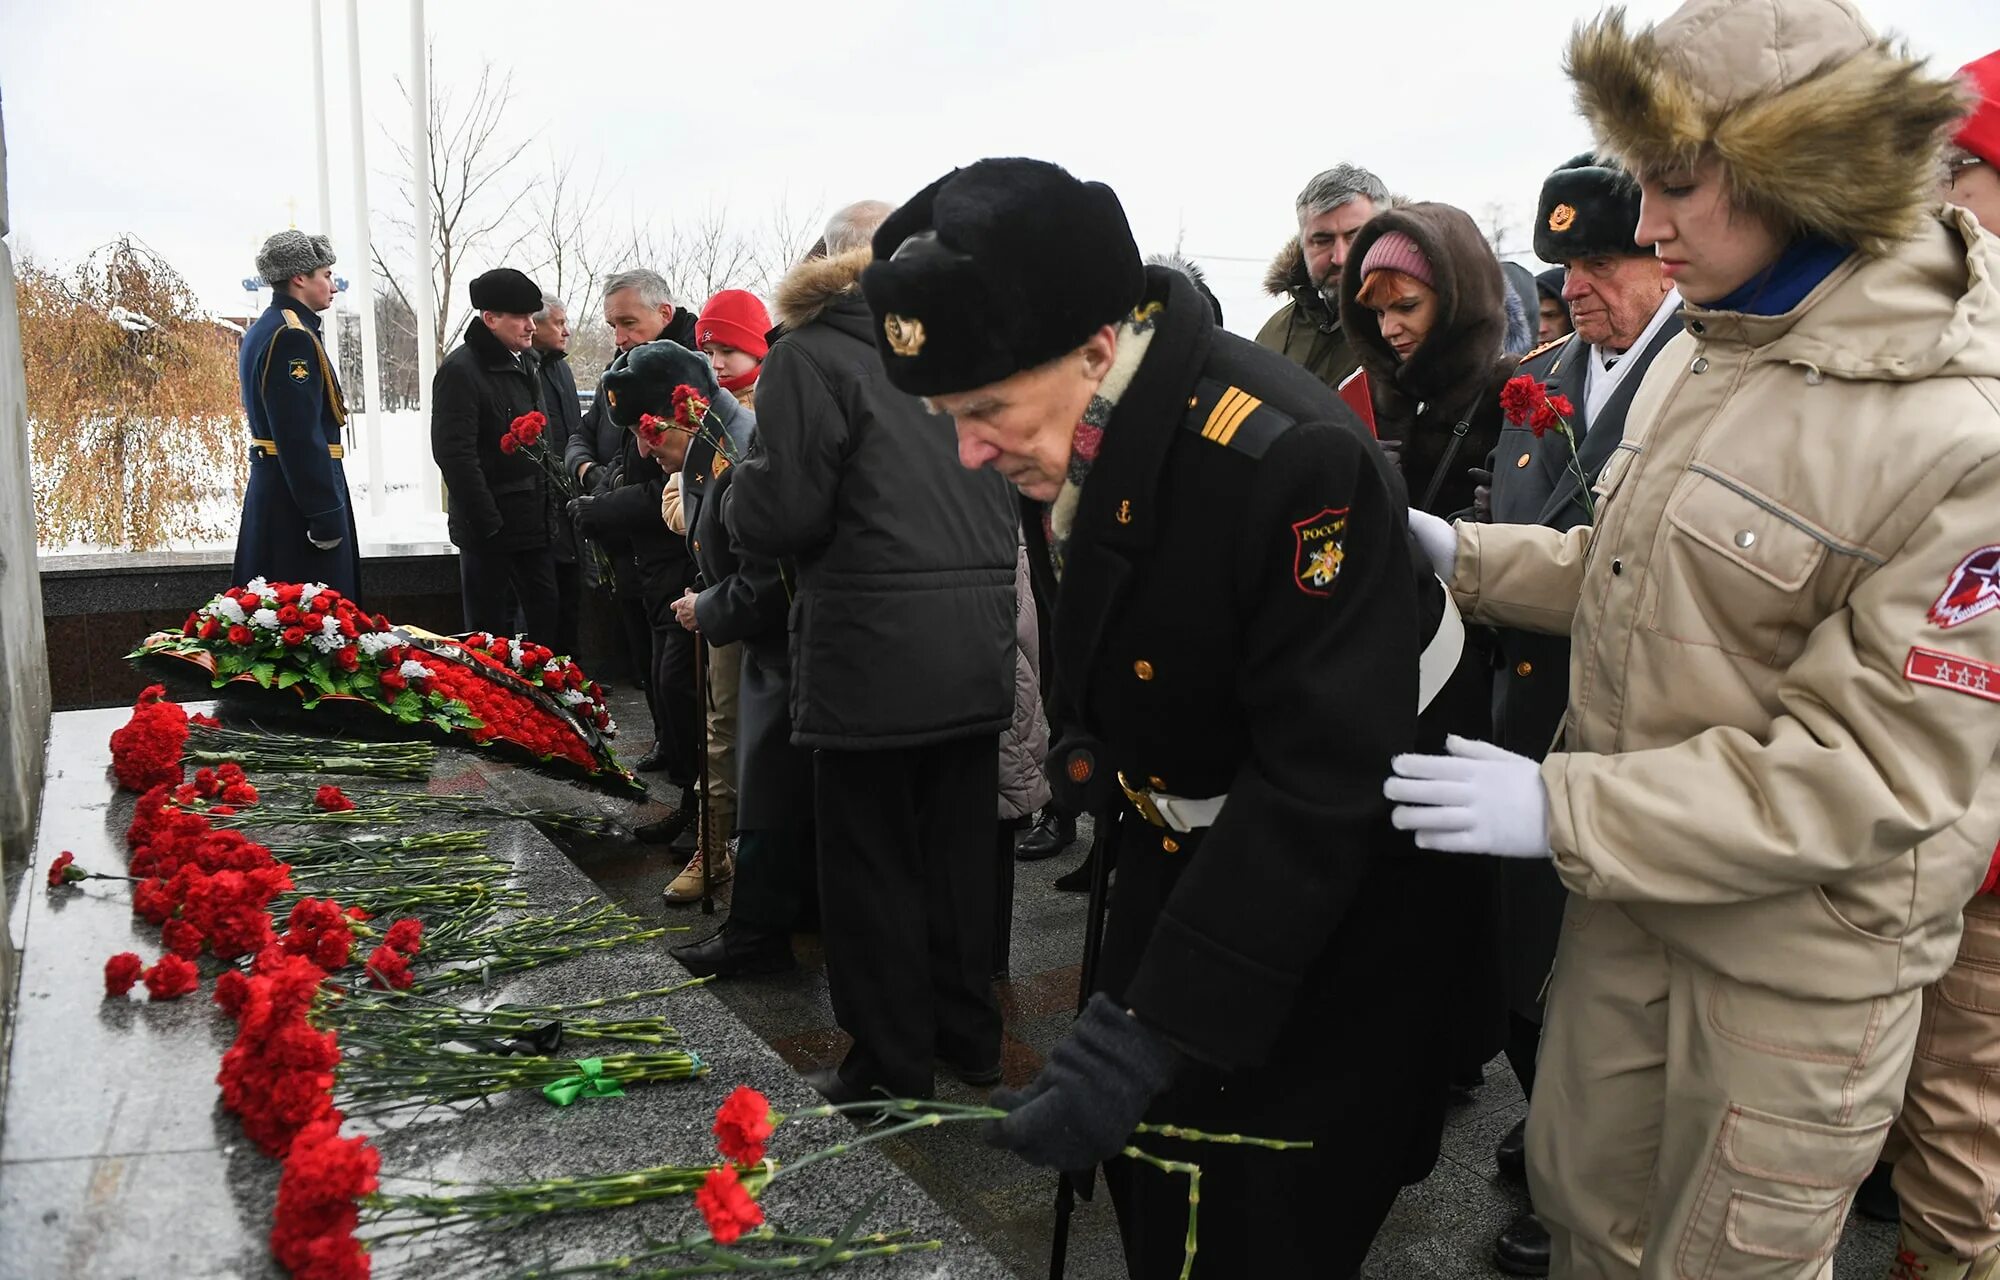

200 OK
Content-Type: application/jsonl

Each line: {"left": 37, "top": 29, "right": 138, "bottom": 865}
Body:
{"left": 231, "top": 292, "right": 361, "bottom": 601}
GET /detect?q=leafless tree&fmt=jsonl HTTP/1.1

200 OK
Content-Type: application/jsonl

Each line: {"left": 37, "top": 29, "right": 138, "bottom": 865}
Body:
{"left": 523, "top": 151, "right": 613, "bottom": 311}
{"left": 1481, "top": 200, "right": 1518, "bottom": 257}
{"left": 376, "top": 44, "right": 539, "bottom": 365}
{"left": 749, "top": 195, "right": 826, "bottom": 293}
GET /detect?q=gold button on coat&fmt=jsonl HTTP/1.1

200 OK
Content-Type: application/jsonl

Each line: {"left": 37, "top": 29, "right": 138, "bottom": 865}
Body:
{"left": 1515, "top": 661, "right": 1534, "bottom": 677}
{"left": 1148, "top": 776, "right": 1166, "bottom": 790}
{"left": 1516, "top": 453, "right": 1531, "bottom": 468}
{"left": 1162, "top": 837, "right": 1180, "bottom": 853}
{"left": 1133, "top": 660, "right": 1155, "bottom": 681}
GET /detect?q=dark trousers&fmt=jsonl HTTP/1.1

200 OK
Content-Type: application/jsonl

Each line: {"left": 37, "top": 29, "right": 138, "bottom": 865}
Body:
{"left": 994, "top": 817, "right": 1026, "bottom": 978}
{"left": 617, "top": 595, "right": 653, "bottom": 690}
{"left": 649, "top": 623, "right": 699, "bottom": 788}
{"left": 552, "top": 558, "right": 583, "bottom": 658}
{"left": 459, "top": 542, "right": 560, "bottom": 646}
{"left": 816, "top": 737, "right": 1001, "bottom": 1096}
{"left": 727, "top": 826, "right": 814, "bottom": 935}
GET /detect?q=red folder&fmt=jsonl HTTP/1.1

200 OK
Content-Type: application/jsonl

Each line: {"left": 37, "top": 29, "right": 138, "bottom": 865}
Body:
{"left": 1338, "top": 367, "right": 1377, "bottom": 437}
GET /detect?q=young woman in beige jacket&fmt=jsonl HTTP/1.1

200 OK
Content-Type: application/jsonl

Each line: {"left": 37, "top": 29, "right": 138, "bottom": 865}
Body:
{"left": 1390, "top": 2, "right": 2000, "bottom": 1276}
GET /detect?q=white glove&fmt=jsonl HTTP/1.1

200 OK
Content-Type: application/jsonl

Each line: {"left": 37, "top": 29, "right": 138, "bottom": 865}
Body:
{"left": 1409, "top": 509, "right": 1457, "bottom": 581}
{"left": 1384, "top": 735, "right": 1551, "bottom": 857}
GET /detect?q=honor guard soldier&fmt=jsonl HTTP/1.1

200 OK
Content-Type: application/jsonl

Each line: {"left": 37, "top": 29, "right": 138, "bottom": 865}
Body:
{"left": 233, "top": 231, "right": 361, "bottom": 602}
{"left": 862, "top": 158, "right": 1466, "bottom": 1276}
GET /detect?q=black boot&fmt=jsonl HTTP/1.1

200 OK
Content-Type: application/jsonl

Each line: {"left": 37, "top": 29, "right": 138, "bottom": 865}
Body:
{"left": 670, "top": 925, "right": 795, "bottom": 979}
{"left": 635, "top": 746, "right": 668, "bottom": 773}
{"left": 635, "top": 786, "right": 696, "bottom": 846}
{"left": 1015, "top": 808, "right": 1077, "bottom": 862}
{"left": 1493, "top": 1212, "right": 1551, "bottom": 1276}
{"left": 1495, "top": 1116, "right": 1527, "bottom": 1185}
{"left": 1053, "top": 845, "right": 1095, "bottom": 892}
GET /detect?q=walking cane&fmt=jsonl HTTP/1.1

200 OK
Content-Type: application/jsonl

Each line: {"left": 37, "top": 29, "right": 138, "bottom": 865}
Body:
{"left": 1047, "top": 813, "right": 1116, "bottom": 1280}
{"left": 692, "top": 623, "right": 715, "bottom": 916}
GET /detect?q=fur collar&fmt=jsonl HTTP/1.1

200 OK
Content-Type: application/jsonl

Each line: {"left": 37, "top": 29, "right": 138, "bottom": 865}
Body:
{"left": 1263, "top": 238, "right": 1307, "bottom": 297}
{"left": 1566, "top": 4, "right": 1967, "bottom": 256}
{"left": 773, "top": 248, "right": 870, "bottom": 331}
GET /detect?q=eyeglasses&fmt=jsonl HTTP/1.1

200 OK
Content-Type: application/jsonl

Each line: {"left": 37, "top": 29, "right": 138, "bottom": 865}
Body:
{"left": 1948, "top": 156, "right": 1987, "bottom": 189}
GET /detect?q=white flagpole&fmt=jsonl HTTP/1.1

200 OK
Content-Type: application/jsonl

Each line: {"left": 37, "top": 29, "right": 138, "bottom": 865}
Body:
{"left": 343, "top": 0, "right": 387, "bottom": 519}
{"left": 411, "top": 0, "right": 440, "bottom": 516}
{"left": 310, "top": 0, "right": 338, "bottom": 369}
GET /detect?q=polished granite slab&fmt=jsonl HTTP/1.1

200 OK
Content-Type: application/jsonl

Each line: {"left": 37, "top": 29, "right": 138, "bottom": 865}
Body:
{"left": 0, "top": 705, "right": 1009, "bottom": 1280}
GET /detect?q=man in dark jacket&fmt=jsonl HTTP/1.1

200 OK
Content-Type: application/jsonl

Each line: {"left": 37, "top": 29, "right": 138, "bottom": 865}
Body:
{"left": 431, "top": 267, "right": 559, "bottom": 643}
{"left": 1480, "top": 154, "right": 1683, "bottom": 1279}
{"left": 1253, "top": 163, "right": 1389, "bottom": 394}
{"left": 865, "top": 159, "right": 1461, "bottom": 1277}
{"left": 567, "top": 269, "right": 700, "bottom": 789}
{"left": 233, "top": 230, "right": 361, "bottom": 603}
{"left": 530, "top": 294, "right": 584, "bottom": 657}
{"left": 730, "top": 198, "right": 1017, "bottom": 1101}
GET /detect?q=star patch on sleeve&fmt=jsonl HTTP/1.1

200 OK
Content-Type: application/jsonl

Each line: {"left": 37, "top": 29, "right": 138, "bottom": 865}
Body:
{"left": 288, "top": 358, "right": 311, "bottom": 383}
{"left": 1292, "top": 506, "right": 1348, "bottom": 597}
{"left": 1904, "top": 646, "right": 2000, "bottom": 703}
{"left": 1928, "top": 545, "right": 2000, "bottom": 628}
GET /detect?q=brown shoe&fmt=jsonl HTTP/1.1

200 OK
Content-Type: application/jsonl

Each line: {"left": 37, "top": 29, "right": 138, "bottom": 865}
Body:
{"left": 663, "top": 841, "right": 734, "bottom": 904}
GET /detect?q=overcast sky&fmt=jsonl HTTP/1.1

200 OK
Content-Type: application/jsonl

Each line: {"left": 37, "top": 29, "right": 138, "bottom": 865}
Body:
{"left": 1, "top": 0, "right": 1991, "bottom": 338}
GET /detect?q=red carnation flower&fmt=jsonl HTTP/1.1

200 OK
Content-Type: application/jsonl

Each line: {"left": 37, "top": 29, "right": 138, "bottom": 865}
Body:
{"left": 695, "top": 1165, "right": 764, "bottom": 1244}
{"left": 270, "top": 1115, "right": 378, "bottom": 1280}
{"left": 214, "top": 968, "right": 252, "bottom": 1018}
{"left": 276, "top": 583, "right": 304, "bottom": 604}
{"left": 379, "top": 670, "right": 406, "bottom": 694}
{"left": 712, "top": 1085, "right": 776, "bottom": 1166}
{"left": 182, "top": 612, "right": 200, "bottom": 636}
{"left": 278, "top": 604, "right": 303, "bottom": 625}
{"left": 383, "top": 919, "right": 422, "bottom": 956}
{"left": 1500, "top": 375, "right": 1539, "bottom": 427}
{"left": 499, "top": 433, "right": 519, "bottom": 455}
{"left": 191, "top": 712, "right": 222, "bottom": 728}
{"left": 104, "top": 952, "right": 144, "bottom": 997}
{"left": 144, "top": 954, "right": 200, "bottom": 1000}
{"left": 221, "top": 781, "right": 260, "bottom": 805}
{"left": 334, "top": 647, "right": 360, "bottom": 672}
{"left": 46, "top": 851, "right": 76, "bottom": 888}
{"left": 314, "top": 785, "right": 356, "bottom": 813}
{"left": 282, "top": 626, "right": 308, "bottom": 647}
{"left": 162, "top": 917, "right": 205, "bottom": 959}
{"left": 227, "top": 624, "right": 254, "bottom": 646}
{"left": 199, "top": 616, "right": 221, "bottom": 640}
{"left": 364, "top": 944, "right": 413, "bottom": 990}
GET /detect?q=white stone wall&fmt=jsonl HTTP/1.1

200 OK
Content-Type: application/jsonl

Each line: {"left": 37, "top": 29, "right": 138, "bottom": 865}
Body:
{"left": 0, "top": 93, "right": 52, "bottom": 1043}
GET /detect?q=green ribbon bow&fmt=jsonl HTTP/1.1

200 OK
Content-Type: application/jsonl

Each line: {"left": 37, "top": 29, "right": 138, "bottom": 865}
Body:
{"left": 542, "top": 1058, "right": 626, "bottom": 1106}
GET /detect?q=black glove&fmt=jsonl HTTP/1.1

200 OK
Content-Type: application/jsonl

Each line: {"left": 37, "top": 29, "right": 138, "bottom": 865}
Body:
{"left": 1468, "top": 466, "right": 1494, "bottom": 523}
{"left": 583, "top": 462, "right": 613, "bottom": 497}
{"left": 987, "top": 993, "right": 1179, "bottom": 1170}
{"left": 568, "top": 494, "right": 605, "bottom": 532}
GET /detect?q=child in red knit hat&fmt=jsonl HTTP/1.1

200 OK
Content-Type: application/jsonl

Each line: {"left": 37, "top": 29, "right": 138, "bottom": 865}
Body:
{"left": 695, "top": 290, "right": 773, "bottom": 408}
{"left": 1946, "top": 49, "right": 2000, "bottom": 234}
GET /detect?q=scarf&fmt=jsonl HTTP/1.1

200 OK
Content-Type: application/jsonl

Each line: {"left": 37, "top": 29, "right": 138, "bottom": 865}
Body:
{"left": 1706, "top": 236, "right": 1851, "bottom": 316}
{"left": 720, "top": 363, "right": 760, "bottom": 395}
{"left": 1043, "top": 300, "right": 1164, "bottom": 579}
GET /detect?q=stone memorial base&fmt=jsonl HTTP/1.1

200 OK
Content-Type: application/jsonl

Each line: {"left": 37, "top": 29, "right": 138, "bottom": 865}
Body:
{"left": 0, "top": 705, "right": 1008, "bottom": 1279}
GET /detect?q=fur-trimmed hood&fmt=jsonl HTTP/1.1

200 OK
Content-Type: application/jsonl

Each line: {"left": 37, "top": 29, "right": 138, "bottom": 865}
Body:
{"left": 1566, "top": 0, "right": 1968, "bottom": 256}
{"left": 773, "top": 248, "right": 871, "bottom": 333}
{"left": 1263, "top": 238, "right": 1308, "bottom": 297}
{"left": 1337, "top": 202, "right": 1513, "bottom": 409}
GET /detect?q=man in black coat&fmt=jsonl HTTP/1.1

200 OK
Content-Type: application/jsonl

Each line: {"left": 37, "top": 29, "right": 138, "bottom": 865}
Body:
{"left": 529, "top": 294, "right": 584, "bottom": 657}
{"left": 567, "top": 269, "right": 700, "bottom": 793}
{"left": 862, "top": 159, "right": 1463, "bottom": 1277}
{"left": 1479, "top": 154, "right": 1684, "bottom": 1279}
{"left": 431, "top": 267, "right": 559, "bottom": 644}
{"left": 232, "top": 230, "right": 361, "bottom": 602}
{"left": 729, "top": 198, "right": 1018, "bottom": 1102}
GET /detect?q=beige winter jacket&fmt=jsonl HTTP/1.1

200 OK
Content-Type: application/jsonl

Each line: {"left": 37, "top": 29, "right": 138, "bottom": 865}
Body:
{"left": 1454, "top": 207, "right": 2000, "bottom": 1000}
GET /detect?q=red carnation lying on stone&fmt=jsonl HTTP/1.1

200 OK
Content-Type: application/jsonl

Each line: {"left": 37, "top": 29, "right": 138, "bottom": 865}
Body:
{"left": 143, "top": 954, "right": 200, "bottom": 1001}
{"left": 104, "top": 952, "right": 144, "bottom": 997}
